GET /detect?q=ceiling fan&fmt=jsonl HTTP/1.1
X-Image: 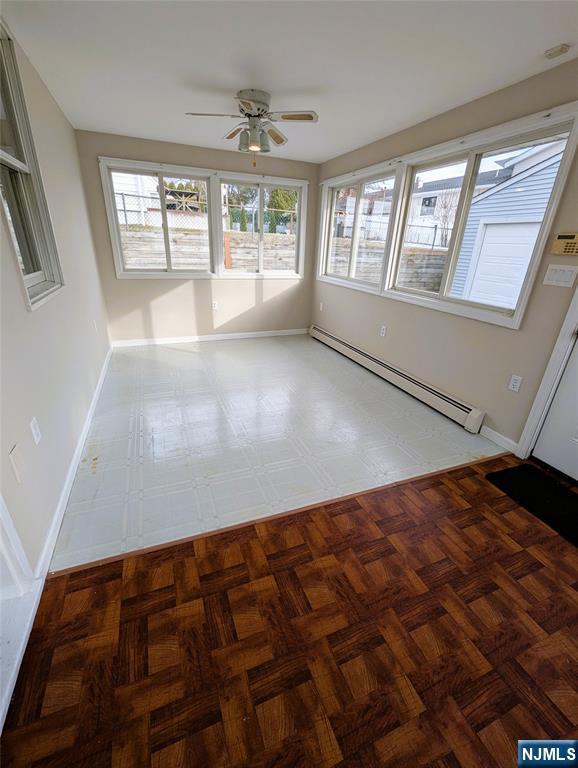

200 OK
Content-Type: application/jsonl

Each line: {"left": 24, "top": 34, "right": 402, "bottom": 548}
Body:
{"left": 186, "top": 89, "right": 318, "bottom": 154}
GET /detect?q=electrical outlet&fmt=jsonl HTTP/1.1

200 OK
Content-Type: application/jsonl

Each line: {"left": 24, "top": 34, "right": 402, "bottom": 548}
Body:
{"left": 9, "top": 444, "right": 24, "bottom": 483}
{"left": 508, "top": 375, "right": 523, "bottom": 393}
{"left": 211, "top": 301, "right": 218, "bottom": 311}
{"left": 30, "top": 417, "right": 42, "bottom": 445}
{"left": 379, "top": 325, "right": 387, "bottom": 337}
{"left": 319, "top": 302, "right": 324, "bottom": 312}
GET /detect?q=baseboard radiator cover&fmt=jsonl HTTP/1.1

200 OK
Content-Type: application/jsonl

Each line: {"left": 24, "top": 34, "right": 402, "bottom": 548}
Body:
{"left": 309, "top": 325, "right": 485, "bottom": 433}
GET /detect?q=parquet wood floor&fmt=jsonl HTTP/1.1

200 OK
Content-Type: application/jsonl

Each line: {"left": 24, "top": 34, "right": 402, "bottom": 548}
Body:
{"left": 2, "top": 455, "right": 578, "bottom": 767}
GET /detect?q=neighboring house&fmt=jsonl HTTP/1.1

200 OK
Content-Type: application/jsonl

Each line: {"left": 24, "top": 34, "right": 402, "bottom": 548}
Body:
{"left": 450, "top": 148, "right": 565, "bottom": 307}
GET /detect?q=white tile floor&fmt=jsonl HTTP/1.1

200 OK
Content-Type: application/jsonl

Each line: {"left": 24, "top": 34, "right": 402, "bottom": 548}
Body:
{"left": 50, "top": 335, "right": 503, "bottom": 571}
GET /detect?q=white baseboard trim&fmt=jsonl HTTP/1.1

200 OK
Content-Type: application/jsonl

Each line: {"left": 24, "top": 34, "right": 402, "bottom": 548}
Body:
{"left": 34, "top": 347, "right": 112, "bottom": 579}
{"left": 480, "top": 425, "right": 519, "bottom": 454}
{"left": 0, "top": 345, "right": 112, "bottom": 731}
{"left": 0, "top": 579, "right": 43, "bottom": 731}
{"left": 111, "top": 328, "right": 309, "bottom": 348}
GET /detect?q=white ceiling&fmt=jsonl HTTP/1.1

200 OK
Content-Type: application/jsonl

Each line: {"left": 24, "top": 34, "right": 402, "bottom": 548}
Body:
{"left": 4, "top": 1, "right": 577, "bottom": 163}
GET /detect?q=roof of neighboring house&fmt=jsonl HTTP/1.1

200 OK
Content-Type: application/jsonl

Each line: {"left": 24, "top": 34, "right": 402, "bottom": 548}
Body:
{"left": 417, "top": 168, "right": 513, "bottom": 195}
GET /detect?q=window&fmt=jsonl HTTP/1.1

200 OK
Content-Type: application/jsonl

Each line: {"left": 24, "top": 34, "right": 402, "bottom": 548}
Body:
{"left": 100, "top": 158, "right": 306, "bottom": 278}
{"left": 0, "top": 28, "right": 63, "bottom": 306}
{"left": 447, "top": 133, "right": 569, "bottom": 309}
{"left": 325, "top": 176, "right": 395, "bottom": 285}
{"left": 222, "top": 182, "right": 259, "bottom": 272}
{"left": 263, "top": 185, "right": 299, "bottom": 271}
{"left": 395, "top": 159, "right": 467, "bottom": 294}
{"left": 221, "top": 181, "right": 302, "bottom": 275}
{"left": 108, "top": 170, "right": 212, "bottom": 274}
{"left": 420, "top": 196, "right": 437, "bottom": 216}
{"left": 318, "top": 103, "right": 577, "bottom": 328}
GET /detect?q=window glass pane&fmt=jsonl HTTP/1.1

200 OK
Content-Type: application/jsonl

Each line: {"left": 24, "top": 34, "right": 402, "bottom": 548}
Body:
{"left": 396, "top": 159, "right": 467, "bottom": 293}
{"left": 327, "top": 185, "right": 356, "bottom": 276}
{"left": 111, "top": 171, "right": 167, "bottom": 270}
{"left": 162, "top": 176, "right": 210, "bottom": 271}
{"left": 0, "top": 167, "right": 39, "bottom": 275}
{"left": 263, "top": 186, "right": 299, "bottom": 271}
{"left": 448, "top": 133, "right": 569, "bottom": 309}
{"left": 0, "top": 50, "right": 25, "bottom": 164}
{"left": 353, "top": 177, "right": 395, "bottom": 283}
{"left": 222, "top": 183, "right": 259, "bottom": 272}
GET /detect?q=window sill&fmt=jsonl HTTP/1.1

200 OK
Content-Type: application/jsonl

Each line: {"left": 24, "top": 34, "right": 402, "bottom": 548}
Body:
{"left": 28, "top": 280, "right": 64, "bottom": 310}
{"left": 316, "top": 275, "right": 521, "bottom": 328}
{"left": 317, "top": 274, "right": 381, "bottom": 295}
{"left": 381, "top": 288, "right": 519, "bottom": 328}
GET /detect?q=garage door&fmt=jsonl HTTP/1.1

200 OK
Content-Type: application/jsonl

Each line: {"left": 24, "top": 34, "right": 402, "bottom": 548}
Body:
{"left": 466, "top": 221, "right": 541, "bottom": 308}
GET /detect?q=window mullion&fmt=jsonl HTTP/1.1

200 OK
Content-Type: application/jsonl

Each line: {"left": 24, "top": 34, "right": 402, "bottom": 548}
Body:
{"left": 257, "top": 184, "right": 264, "bottom": 273}
{"left": 439, "top": 151, "right": 480, "bottom": 297}
{"left": 381, "top": 164, "right": 408, "bottom": 292}
{"left": 347, "top": 184, "right": 362, "bottom": 279}
{"left": 157, "top": 173, "right": 172, "bottom": 272}
{"left": 210, "top": 175, "right": 223, "bottom": 276}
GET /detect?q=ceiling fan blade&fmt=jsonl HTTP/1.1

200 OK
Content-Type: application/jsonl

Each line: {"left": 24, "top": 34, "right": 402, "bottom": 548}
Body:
{"left": 223, "top": 123, "right": 246, "bottom": 140}
{"left": 185, "top": 112, "right": 240, "bottom": 118}
{"left": 267, "top": 110, "right": 318, "bottom": 123}
{"left": 263, "top": 123, "right": 288, "bottom": 146}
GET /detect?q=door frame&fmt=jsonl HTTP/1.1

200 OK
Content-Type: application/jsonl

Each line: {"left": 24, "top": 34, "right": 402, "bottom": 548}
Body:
{"left": 463, "top": 216, "right": 542, "bottom": 301}
{"left": 517, "top": 286, "right": 578, "bottom": 458}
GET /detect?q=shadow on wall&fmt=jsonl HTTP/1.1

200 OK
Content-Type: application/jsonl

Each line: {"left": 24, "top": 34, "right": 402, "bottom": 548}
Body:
{"left": 106, "top": 277, "right": 310, "bottom": 342}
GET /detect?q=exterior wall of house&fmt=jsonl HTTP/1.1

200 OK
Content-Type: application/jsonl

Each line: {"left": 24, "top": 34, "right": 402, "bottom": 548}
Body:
{"left": 451, "top": 155, "right": 564, "bottom": 297}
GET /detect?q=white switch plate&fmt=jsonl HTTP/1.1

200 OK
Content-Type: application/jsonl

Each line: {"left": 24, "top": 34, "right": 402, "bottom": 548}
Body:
{"left": 319, "top": 302, "right": 324, "bottom": 312}
{"left": 508, "top": 375, "right": 523, "bottom": 393}
{"left": 543, "top": 264, "right": 578, "bottom": 287}
{"left": 379, "top": 325, "right": 387, "bottom": 337}
{"left": 9, "top": 444, "right": 24, "bottom": 483}
{"left": 30, "top": 417, "right": 42, "bottom": 445}
{"left": 211, "top": 301, "right": 218, "bottom": 310}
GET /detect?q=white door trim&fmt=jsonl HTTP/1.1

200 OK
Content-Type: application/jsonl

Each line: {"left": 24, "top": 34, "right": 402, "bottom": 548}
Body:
{"left": 517, "top": 286, "right": 578, "bottom": 458}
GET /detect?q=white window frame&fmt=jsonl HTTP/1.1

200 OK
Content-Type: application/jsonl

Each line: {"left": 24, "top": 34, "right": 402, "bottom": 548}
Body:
{"left": 0, "top": 22, "right": 64, "bottom": 309}
{"left": 323, "top": 171, "right": 399, "bottom": 292}
{"left": 317, "top": 100, "right": 578, "bottom": 329}
{"left": 99, "top": 157, "right": 307, "bottom": 280}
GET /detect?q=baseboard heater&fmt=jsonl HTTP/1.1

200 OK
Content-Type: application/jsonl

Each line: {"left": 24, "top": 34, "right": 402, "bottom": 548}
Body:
{"left": 309, "top": 325, "right": 484, "bottom": 433}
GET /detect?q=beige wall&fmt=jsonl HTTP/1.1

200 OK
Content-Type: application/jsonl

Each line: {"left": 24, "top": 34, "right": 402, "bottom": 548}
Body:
{"left": 0, "top": 44, "right": 109, "bottom": 569}
{"left": 313, "top": 60, "right": 578, "bottom": 443}
{"left": 75, "top": 131, "right": 319, "bottom": 342}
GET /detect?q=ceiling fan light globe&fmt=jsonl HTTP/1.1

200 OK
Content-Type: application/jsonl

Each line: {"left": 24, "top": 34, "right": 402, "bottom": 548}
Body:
{"left": 259, "top": 131, "right": 271, "bottom": 153}
{"left": 238, "top": 130, "right": 250, "bottom": 152}
{"left": 248, "top": 126, "right": 261, "bottom": 152}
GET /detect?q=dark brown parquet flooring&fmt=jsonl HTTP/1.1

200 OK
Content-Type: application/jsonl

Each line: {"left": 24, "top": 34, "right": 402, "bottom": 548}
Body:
{"left": 2, "top": 455, "right": 578, "bottom": 767}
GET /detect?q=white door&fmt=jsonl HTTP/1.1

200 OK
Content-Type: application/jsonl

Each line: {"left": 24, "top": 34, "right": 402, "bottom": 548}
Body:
{"left": 466, "top": 221, "right": 541, "bottom": 308}
{"left": 533, "top": 335, "right": 578, "bottom": 480}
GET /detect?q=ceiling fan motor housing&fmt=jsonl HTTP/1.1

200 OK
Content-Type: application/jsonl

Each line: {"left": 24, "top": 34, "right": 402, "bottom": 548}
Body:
{"left": 236, "top": 89, "right": 271, "bottom": 117}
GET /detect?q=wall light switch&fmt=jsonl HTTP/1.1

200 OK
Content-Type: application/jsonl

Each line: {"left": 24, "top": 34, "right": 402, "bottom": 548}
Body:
{"left": 319, "top": 302, "right": 324, "bottom": 312}
{"left": 543, "top": 264, "right": 578, "bottom": 287}
{"left": 30, "top": 417, "right": 42, "bottom": 445}
{"left": 211, "top": 301, "right": 218, "bottom": 311}
{"left": 508, "top": 375, "right": 523, "bottom": 393}
{"left": 9, "top": 444, "right": 25, "bottom": 483}
{"left": 379, "top": 325, "right": 387, "bottom": 337}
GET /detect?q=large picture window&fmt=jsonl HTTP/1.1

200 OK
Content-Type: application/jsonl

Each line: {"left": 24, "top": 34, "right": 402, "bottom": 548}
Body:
{"left": 318, "top": 103, "right": 577, "bottom": 328}
{"left": 100, "top": 158, "right": 306, "bottom": 278}
{"left": 0, "top": 27, "right": 63, "bottom": 307}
